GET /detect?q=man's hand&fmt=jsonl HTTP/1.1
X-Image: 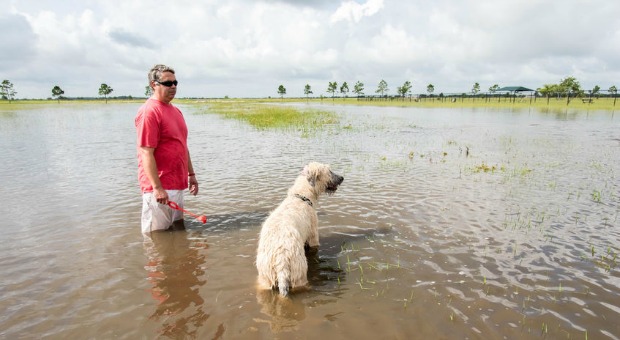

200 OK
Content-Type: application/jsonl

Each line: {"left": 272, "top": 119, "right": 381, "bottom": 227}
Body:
{"left": 154, "top": 187, "right": 169, "bottom": 204}
{"left": 189, "top": 176, "right": 199, "bottom": 195}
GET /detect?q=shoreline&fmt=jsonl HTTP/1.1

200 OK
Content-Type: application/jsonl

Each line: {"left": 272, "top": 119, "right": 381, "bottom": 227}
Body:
{"left": 1, "top": 96, "right": 618, "bottom": 112}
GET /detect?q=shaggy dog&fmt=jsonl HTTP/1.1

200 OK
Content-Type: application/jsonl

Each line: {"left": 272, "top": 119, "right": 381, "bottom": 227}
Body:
{"left": 256, "top": 162, "right": 344, "bottom": 296}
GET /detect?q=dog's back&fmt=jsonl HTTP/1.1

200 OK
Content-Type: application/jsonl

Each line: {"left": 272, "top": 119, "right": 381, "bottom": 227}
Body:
{"left": 256, "top": 195, "right": 315, "bottom": 296}
{"left": 256, "top": 163, "right": 343, "bottom": 297}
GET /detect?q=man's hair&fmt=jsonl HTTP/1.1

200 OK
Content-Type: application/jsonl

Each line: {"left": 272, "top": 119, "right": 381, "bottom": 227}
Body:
{"left": 148, "top": 64, "right": 175, "bottom": 83}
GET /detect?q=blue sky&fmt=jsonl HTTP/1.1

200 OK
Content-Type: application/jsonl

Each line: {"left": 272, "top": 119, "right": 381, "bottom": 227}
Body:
{"left": 2, "top": 0, "right": 619, "bottom": 99}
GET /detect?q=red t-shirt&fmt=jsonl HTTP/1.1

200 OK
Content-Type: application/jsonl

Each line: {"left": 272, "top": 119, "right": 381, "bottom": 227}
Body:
{"left": 135, "top": 98, "right": 189, "bottom": 192}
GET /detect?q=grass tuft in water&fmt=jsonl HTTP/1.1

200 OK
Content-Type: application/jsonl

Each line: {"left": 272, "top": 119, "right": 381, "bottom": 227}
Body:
{"left": 201, "top": 100, "right": 338, "bottom": 132}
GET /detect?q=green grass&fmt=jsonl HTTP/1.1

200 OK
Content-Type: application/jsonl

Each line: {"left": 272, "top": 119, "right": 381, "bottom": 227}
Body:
{"left": 197, "top": 100, "right": 339, "bottom": 131}
{"left": 0, "top": 98, "right": 143, "bottom": 111}
{"left": 251, "top": 96, "right": 620, "bottom": 112}
{"left": 3, "top": 95, "right": 617, "bottom": 112}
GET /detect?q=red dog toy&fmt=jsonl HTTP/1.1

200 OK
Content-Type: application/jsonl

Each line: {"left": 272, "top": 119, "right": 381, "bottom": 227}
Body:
{"left": 168, "top": 201, "right": 207, "bottom": 224}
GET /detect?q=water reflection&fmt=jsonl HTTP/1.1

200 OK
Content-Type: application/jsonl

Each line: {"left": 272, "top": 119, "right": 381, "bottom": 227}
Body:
{"left": 254, "top": 246, "right": 345, "bottom": 333}
{"left": 255, "top": 290, "right": 307, "bottom": 332}
{"left": 143, "top": 231, "right": 209, "bottom": 338}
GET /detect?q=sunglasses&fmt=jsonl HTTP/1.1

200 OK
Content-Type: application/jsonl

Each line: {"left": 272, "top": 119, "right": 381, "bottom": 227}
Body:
{"left": 155, "top": 80, "right": 178, "bottom": 87}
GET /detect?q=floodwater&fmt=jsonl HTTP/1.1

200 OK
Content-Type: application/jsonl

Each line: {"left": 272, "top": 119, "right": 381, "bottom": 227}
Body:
{"left": 0, "top": 102, "right": 618, "bottom": 339}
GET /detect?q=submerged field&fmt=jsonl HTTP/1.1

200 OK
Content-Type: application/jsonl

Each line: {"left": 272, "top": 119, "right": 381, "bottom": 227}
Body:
{"left": 2, "top": 94, "right": 618, "bottom": 112}
{"left": 0, "top": 101, "right": 618, "bottom": 338}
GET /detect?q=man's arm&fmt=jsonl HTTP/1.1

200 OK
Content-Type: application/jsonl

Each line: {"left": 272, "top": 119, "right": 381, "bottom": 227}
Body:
{"left": 139, "top": 146, "right": 169, "bottom": 204}
{"left": 188, "top": 150, "right": 199, "bottom": 195}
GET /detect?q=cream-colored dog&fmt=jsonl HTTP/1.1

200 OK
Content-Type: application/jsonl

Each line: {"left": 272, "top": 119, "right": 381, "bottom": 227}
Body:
{"left": 256, "top": 162, "right": 344, "bottom": 296}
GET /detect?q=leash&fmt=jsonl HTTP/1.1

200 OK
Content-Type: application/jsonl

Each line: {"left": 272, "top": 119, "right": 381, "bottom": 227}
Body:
{"left": 168, "top": 201, "right": 207, "bottom": 224}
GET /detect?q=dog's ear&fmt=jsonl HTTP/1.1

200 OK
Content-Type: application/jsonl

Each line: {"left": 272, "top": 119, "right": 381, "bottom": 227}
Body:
{"left": 302, "top": 164, "right": 317, "bottom": 187}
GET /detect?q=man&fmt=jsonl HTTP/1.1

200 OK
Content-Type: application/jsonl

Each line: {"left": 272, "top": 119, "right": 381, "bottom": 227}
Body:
{"left": 135, "top": 64, "right": 199, "bottom": 234}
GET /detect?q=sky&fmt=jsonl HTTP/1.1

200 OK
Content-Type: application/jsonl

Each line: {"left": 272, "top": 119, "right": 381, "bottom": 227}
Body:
{"left": 2, "top": 0, "right": 620, "bottom": 99}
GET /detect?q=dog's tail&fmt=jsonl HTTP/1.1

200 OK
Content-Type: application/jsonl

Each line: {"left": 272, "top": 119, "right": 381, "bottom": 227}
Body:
{"left": 277, "top": 271, "right": 290, "bottom": 297}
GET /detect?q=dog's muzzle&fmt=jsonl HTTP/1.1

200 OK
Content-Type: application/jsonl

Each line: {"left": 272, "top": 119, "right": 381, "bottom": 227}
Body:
{"left": 326, "top": 174, "right": 344, "bottom": 193}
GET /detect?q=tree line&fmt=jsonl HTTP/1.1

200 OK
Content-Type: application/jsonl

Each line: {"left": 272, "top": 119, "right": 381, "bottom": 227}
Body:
{"left": 537, "top": 77, "right": 617, "bottom": 104}
{"left": 278, "top": 79, "right": 410, "bottom": 100}
{"left": 0, "top": 81, "right": 115, "bottom": 103}
{"left": 1, "top": 76, "right": 617, "bottom": 103}
{"left": 276, "top": 76, "right": 618, "bottom": 102}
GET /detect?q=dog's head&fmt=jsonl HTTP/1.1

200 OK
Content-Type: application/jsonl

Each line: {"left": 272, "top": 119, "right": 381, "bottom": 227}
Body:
{"left": 302, "top": 162, "right": 344, "bottom": 195}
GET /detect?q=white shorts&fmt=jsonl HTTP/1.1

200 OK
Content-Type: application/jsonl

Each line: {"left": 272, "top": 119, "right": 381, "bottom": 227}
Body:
{"left": 141, "top": 190, "right": 185, "bottom": 234}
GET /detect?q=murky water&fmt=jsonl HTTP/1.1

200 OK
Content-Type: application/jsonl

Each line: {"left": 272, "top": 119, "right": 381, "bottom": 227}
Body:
{"left": 0, "top": 102, "right": 618, "bottom": 339}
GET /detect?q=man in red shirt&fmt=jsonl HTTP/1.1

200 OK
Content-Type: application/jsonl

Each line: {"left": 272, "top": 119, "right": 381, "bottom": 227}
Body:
{"left": 135, "top": 64, "right": 199, "bottom": 234}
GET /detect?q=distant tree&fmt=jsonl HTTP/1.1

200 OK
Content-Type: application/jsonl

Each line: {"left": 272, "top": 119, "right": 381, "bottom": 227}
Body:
{"left": 98, "top": 83, "right": 113, "bottom": 103}
{"left": 591, "top": 85, "right": 600, "bottom": 98}
{"left": 538, "top": 83, "right": 560, "bottom": 104}
{"left": 327, "top": 81, "right": 338, "bottom": 100}
{"left": 397, "top": 80, "right": 412, "bottom": 99}
{"left": 426, "top": 84, "right": 434, "bottom": 97}
{"left": 145, "top": 85, "right": 153, "bottom": 97}
{"left": 609, "top": 85, "right": 617, "bottom": 106}
{"left": 51, "top": 85, "right": 64, "bottom": 103}
{"left": 353, "top": 81, "right": 364, "bottom": 96}
{"left": 0, "top": 80, "right": 17, "bottom": 102}
{"left": 375, "top": 79, "right": 388, "bottom": 97}
{"left": 559, "top": 76, "right": 581, "bottom": 94}
{"left": 489, "top": 84, "right": 500, "bottom": 102}
{"left": 277, "top": 84, "right": 286, "bottom": 99}
{"left": 340, "top": 81, "right": 349, "bottom": 98}
{"left": 471, "top": 82, "right": 480, "bottom": 96}
{"left": 538, "top": 84, "right": 555, "bottom": 97}
{"left": 304, "top": 84, "right": 313, "bottom": 101}
{"left": 558, "top": 76, "right": 582, "bottom": 103}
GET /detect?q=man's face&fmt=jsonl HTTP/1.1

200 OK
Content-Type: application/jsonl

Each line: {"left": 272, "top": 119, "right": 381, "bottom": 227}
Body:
{"left": 152, "top": 71, "right": 177, "bottom": 103}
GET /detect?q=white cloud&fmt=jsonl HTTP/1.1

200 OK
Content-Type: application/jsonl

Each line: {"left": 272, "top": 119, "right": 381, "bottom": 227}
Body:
{"left": 0, "top": 13, "right": 37, "bottom": 69}
{"left": 2, "top": 0, "right": 620, "bottom": 98}
{"left": 330, "top": 0, "right": 384, "bottom": 24}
